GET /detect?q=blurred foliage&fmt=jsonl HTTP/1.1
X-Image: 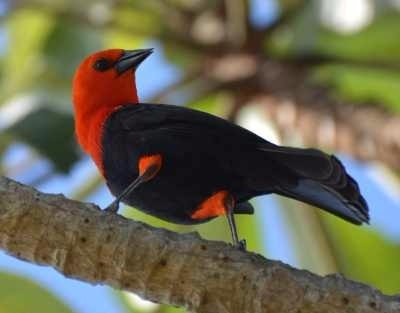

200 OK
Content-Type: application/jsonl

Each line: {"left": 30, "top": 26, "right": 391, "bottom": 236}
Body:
{"left": 267, "top": 8, "right": 400, "bottom": 62}
{"left": 2, "top": 9, "right": 54, "bottom": 101}
{"left": 188, "top": 93, "right": 233, "bottom": 117}
{"left": 7, "top": 107, "right": 79, "bottom": 172}
{"left": 43, "top": 20, "right": 100, "bottom": 79}
{"left": 322, "top": 214, "right": 400, "bottom": 295}
{"left": 311, "top": 64, "right": 400, "bottom": 112}
{"left": 267, "top": 6, "right": 400, "bottom": 111}
{"left": 315, "top": 13, "right": 400, "bottom": 63}
{"left": 1, "top": 0, "right": 400, "bottom": 312}
{"left": 0, "top": 271, "right": 75, "bottom": 313}
{"left": 279, "top": 200, "right": 338, "bottom": 275}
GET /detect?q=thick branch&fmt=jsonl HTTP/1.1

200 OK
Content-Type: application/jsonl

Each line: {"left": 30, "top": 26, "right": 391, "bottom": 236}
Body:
{"left": 0, "top": 176, "right": 398, "bottom": 313}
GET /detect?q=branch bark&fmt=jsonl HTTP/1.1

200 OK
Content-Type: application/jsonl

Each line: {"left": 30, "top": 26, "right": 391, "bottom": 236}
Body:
{"left": 0, "top": 176, "right": 399, "bottom": 313}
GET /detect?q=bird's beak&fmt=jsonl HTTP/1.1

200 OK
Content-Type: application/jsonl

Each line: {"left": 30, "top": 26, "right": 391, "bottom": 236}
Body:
{"left": 115, "top": 48, "right": 154, "bottom": 75}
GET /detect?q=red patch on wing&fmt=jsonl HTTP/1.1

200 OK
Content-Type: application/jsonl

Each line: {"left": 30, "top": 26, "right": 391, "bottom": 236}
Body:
{"left": 191, "top": 190, "right": 234, "bottom": 220}
{"left": 138, "top": 154, "right": 162, "bottom": 181}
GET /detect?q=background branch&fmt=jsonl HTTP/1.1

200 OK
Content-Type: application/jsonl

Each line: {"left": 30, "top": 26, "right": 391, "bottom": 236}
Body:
{"left": 206, "top": 58, "right": 400, "bottom": 170}
{"left": 0, "top": 176, "right": 398, "bottom": 313}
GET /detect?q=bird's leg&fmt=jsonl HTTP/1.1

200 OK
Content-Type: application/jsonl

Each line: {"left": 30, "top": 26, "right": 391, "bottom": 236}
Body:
{"left": 105, "top": 154, "right": 162, "bottom": 213}
{"left": 225, "top": 194, "right": 246, "bottom": 250}
{"left": 105, "top": 175, "right": 145, "bottom": 213}
{"left": 191, "top": 191, "right": 247, "bottom": 250}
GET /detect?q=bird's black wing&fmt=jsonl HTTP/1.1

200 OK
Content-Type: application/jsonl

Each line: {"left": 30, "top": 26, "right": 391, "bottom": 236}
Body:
{"left": 110, "top": 103, "right": 369, "bottom": 224}
{"left": 112, "top": 102, "right": 271, "bottom": 145}
{"left": 259, "top": 145, "right": 369, "bottom": 224}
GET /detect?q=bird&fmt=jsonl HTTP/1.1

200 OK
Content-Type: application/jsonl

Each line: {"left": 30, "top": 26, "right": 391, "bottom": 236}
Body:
{"left": 72, "top": 48, "right": 369, "bottom": 249}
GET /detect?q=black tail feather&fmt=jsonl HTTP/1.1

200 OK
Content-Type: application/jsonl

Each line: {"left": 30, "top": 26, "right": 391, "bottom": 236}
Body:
{"left": 260, "top": 145, "right": 369, "bottom": 224}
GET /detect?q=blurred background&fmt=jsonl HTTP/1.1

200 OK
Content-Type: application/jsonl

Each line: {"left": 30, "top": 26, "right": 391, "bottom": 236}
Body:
{"left": 0, "top": 0, "right": 400, "bottom": 312}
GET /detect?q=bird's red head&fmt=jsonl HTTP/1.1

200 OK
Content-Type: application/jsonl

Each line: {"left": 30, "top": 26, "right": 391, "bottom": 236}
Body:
{"left": 72, "top": 48, "right": 153, "bottom": 171}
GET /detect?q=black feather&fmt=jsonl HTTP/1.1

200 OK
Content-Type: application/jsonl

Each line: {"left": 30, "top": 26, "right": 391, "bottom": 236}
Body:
{"left": 102, "top": 103, "right": 369, "bottom": 225}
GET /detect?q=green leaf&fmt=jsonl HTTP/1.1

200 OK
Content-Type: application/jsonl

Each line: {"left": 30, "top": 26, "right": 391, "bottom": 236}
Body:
{"left": 8, "top": 107, "right": 79, "bottom": 173}
{"left": 311, "top": 64, "right": 400, "bottom": 112}
{"left": 322, "top": 214, "right": 400, "bottom": 294}
{"left": 0, "top": 271, "right": 75, "bottom": 313}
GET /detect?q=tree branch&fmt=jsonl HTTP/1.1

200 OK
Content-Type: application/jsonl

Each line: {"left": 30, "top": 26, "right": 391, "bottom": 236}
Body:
{"left": 0, "top": 176, "right": 399, "bottom": 313}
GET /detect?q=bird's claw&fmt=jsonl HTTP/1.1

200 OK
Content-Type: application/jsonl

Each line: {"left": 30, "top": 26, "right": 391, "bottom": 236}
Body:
{"left": 104, "top": 201, "right": 119, "bottom": 213}
{"left": 235, "top": 239, "right": 247, "bottom": 251}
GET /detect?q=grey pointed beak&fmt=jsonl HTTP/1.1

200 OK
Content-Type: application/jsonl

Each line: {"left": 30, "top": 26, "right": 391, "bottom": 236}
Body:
{"left": 115, "top": 48, "right": 153, "bottom": 75}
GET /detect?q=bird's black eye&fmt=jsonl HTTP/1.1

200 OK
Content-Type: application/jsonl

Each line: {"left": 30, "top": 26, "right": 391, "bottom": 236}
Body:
{"left": 93, "top": 58, "right": 112, "bottom": 72}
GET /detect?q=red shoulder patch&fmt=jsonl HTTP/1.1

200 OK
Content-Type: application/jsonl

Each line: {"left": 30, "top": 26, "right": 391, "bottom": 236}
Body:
{"left": 191, "top": 190, "right": 234, "bottom": 220}
{"left": 138, "top": 154, "right": 162, "bottom": 181}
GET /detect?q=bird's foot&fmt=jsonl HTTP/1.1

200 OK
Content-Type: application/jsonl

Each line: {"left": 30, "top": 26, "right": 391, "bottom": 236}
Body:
{"left": 104, "top": 200, "right": 119, "bottom": 213}
{"left": 235, "top": 239, "right": 247, "bottom": 251}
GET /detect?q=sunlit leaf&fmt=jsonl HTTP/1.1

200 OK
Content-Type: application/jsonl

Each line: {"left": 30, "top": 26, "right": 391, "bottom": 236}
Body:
{"left": 0, "top": 271, "right": 75, "bottom": 313}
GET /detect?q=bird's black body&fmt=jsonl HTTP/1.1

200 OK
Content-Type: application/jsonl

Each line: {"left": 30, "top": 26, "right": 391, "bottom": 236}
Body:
{"left": 102, "top": 103, "right": 369, "bottom": 225}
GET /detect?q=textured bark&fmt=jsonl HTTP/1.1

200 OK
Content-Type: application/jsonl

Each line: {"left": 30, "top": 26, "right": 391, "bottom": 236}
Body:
{"left": 0, "top": 176, "right": 399, "bottom": 313}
